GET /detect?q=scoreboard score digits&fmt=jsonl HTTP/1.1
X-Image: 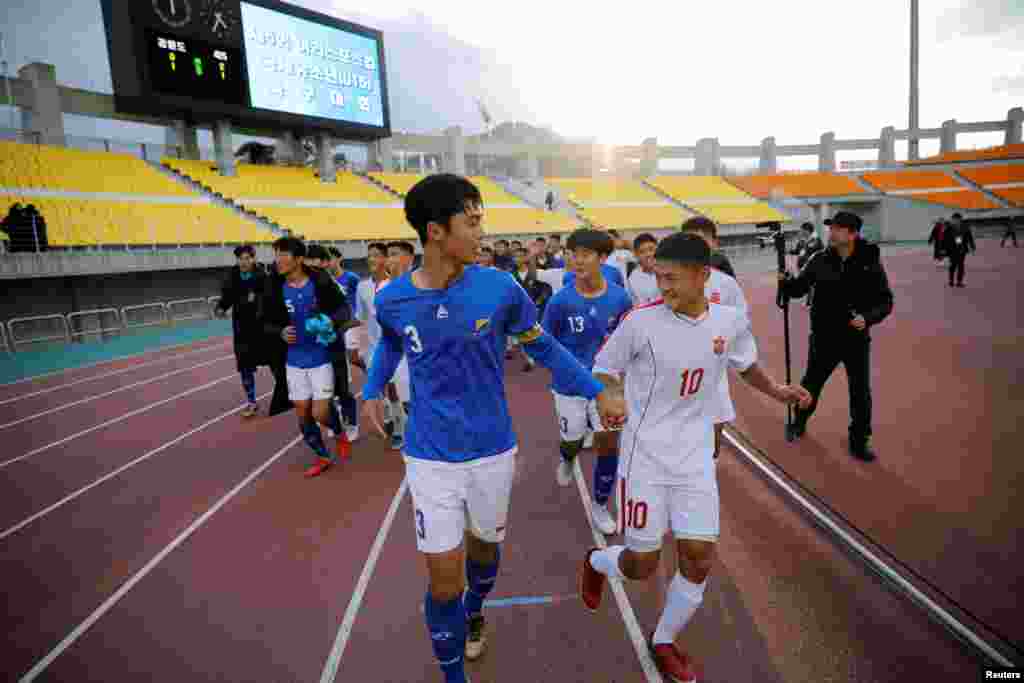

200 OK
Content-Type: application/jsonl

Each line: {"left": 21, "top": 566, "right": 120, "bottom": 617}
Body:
{"left": 101, "top": 0, "right": 390, "bottom": 139}
{"left": 146, "top": 31, "right": 246, "bottom": 105}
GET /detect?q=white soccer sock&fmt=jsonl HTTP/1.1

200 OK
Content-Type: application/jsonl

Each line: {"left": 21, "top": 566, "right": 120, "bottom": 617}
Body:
{"left": 589, "top": 545, "right": 626, "bottom": 580}
{"left": 392, "top": 401, "right": 407, "bottom": 436}
{"left": 653, "top": 572, "right": 706, "bottom": 646}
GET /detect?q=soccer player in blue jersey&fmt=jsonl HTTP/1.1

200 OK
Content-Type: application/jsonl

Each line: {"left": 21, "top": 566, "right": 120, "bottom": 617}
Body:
{"left": 263, "top": 237, "right": 352, "bottom": 477}
{"left": 562, "top": 242, "right": 625, "bottom": 289}
{"left": 361, "top": 174, "right": 625, "bottom": 683}
{"left": 542, "top": 228, "right": 634, "bottom": 534}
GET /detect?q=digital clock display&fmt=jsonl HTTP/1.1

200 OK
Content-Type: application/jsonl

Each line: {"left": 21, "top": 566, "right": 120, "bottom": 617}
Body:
{"left": 145, "top": 29, "right": 246, "bottom": 105}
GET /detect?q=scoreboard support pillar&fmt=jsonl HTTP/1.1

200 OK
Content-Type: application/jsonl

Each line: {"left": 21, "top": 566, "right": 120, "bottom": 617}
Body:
{"left": 213, "top": 119, "right": 236, "bottom": 177}
{"left": 16, "top": 62, "right": 65, "bottom": 146}
{"left": 166, "top": 121, "right": 200, "bottom": 160}
{"left": 317, "top": 132, "right": 337, "bottom": 183}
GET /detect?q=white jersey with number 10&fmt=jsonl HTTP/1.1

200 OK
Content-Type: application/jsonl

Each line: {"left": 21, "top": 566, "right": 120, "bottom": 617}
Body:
{"left": 593, "top": 300, "right": 757, "bottom": 481}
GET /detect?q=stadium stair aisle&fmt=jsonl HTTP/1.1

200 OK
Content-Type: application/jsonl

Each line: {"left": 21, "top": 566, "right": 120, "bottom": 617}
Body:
{"left": 860, "top": 170, "right": 1003, "bottom": 210}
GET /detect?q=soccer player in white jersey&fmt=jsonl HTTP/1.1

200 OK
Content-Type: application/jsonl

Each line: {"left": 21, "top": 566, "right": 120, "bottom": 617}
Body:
{"left": 681, "top": 220, "right": 749, "bottom": 461}
{"left": 627, "top": 232, "right": 660, "bottom": 305}
{"left": 579, "top": 233, "right": 810, "bottom": 682}
{"left": 345, "top": 241, "right": 392, "bottom": 440}
{"left": 384, "top": 240, "right": 416, "bottom": 449}
{"left": 361, "top": 174, "right": 622, "bottom": 683}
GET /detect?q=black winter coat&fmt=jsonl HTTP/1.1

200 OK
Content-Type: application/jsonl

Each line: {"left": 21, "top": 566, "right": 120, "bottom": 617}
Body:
{"left": 782, "top": 239, "right": 894, "bottom": 338}
{"left": 217, "top": 263, "right": 268, "bottom": 371}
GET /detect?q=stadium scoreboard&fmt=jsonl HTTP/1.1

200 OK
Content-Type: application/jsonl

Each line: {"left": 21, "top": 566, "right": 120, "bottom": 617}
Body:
{"left": 100, "top": 0, "right": 391, "bottom": 140}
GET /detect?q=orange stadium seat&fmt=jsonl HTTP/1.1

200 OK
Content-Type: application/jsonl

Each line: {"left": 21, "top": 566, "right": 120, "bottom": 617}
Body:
{"left": 727, "top": 173, "right": 866, "bottom": 199}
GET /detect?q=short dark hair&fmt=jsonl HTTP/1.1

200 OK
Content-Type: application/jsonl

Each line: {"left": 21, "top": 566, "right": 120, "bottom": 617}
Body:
{"left": 633, "top": 233, "right": 657, "bottom": 250}
{"left": 306, "top": 244, "right": 330, "bottom": 261}
{"left": 234, "top": 244, "right": 255, "bottom": 258}
{"left": 479, "top": 245, "right": 494, "bottom": 254}
{"left": 387, "top": 240, "right": 415, "bottom": 256}
{"left": 273, "top": 236, "right": 306, "bottom": 257}
{"left": 495, "top": 239, "right": 509, "bottom": 247}
{"left": 680, "top": 216, "right": 718, "bottom": 241}
{"left": 548, "top": 234, "right": 561, "bottom": 242}
{"left": 404, "top": 173, "right": 483, "bottom": 245}
{"left": 655, "top": 232, "right": 710, "bottom": 266}
{"left": 566, "top": 228, "right": 614, "bottom": 256}
{"left": 367, "top": 241, "right": 389, "bottom": 257}
{"left": 511, "top": 240, "right": 522, "bottom": 247}
{"left": 536, "top": 236, "right": 547, "bottom": 243}
{"left": 801, "top": 222, "right": 814, "bottom": 232}
{"left": 327, "top": 246, "right": 342, "bottom": 259}
{"left": 608, "top": 229, "right": 621, "bottom": 239}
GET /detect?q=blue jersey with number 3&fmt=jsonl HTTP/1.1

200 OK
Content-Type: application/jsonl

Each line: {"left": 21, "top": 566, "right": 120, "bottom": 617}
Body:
{"left": 370, "top": 266, "right": 539, "bottom": 463}
{"left": 283, "top": 279, "right": 330, "bottom": 369}
{"left": 541, "top": 282, "right": 633, "bottom": 395}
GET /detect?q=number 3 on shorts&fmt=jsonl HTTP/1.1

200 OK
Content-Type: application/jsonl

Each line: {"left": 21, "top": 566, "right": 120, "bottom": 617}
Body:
{"left": 415, "top": 509, "right": 426, "bottom": 539}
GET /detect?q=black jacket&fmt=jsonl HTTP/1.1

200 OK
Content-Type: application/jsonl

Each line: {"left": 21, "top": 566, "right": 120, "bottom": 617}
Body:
{"left": 261, "top": 266, "right": 352, "bottom": 365}
{"left": 782, "top": 238, "right": 893, "bottom": 337}
{"left": 941, "top": 223, "right": 976, "bottom": 258}
{"left": 711, "top": 251, "right": 735, "bottom": 279}
{"left": 217, "top": 264, "right": 267, "bottom": 336}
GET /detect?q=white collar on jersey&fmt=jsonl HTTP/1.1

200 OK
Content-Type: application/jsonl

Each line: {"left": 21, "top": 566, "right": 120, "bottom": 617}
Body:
{"left": 670, "top": 304, "right": 710, "bottom": 326}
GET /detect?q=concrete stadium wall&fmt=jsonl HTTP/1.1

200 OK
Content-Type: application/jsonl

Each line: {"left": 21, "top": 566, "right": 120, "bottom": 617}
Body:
{"left": 879, "top": 197, "right": 953, "bottom": 242}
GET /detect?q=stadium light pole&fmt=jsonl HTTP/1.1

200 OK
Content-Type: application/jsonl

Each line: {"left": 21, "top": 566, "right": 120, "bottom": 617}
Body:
{"left": 908, "top": 0, "right": 920, "bottom": 160}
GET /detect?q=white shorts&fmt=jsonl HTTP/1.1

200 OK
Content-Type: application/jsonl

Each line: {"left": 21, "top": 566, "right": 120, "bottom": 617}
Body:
{"left": 552, "top": 391, "right": 606, "bottom": 442}
{"left": 286, "top": 363, "right": 335, "bottom": 402}
{"left": 618, "top": 463, "right": 719, "bottom": 552}
{"left": 404, "top": 448, "right": 517, "bottom": 554}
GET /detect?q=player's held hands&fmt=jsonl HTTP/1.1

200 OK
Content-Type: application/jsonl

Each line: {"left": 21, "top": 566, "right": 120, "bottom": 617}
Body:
{"left": 596, "top": 389, "right": 627, "bottom": 431}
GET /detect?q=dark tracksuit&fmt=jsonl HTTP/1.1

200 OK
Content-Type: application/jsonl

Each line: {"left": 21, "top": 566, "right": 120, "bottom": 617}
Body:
{"left": 942, "top": 223, "right": 976, "bottom": 286}
{"left": 781, "top": 238, "right": 894, "bottom": 447}
{"left": 711, "top": 251, "right": 736, "bottom": 279}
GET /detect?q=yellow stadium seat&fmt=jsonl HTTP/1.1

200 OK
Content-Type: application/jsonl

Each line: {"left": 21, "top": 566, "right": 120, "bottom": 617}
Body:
{"left": 545, "top": 178, "right": 662, "bottom": 204}
{"left": 578, "top": 206, "right": 692, "bottom": 229}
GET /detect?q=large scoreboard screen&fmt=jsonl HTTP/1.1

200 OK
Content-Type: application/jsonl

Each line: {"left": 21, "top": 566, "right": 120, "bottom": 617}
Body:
{"left": 100, "top": 0, "right": 391, "bottom": 139}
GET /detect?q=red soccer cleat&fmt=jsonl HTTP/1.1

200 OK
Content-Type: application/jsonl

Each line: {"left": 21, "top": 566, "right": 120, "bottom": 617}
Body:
{"left": 304, "top": 457, "right": 333, "bottom": 478}
{"left": 649, "top": 635, "right": 697, "bottom": 683}
{"left": 336, "top": 431, "right": 352, "bottom": 461}
{"left": 579, "top": 548, "right": 606, "bottom": 612}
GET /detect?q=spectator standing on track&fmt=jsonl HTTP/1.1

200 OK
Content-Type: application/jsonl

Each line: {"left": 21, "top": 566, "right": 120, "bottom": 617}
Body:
{"left": 262, "top": 237, "right": 352, "bottom": 477}
{"left": 606, "top": 229, "right": 637, "bottom": 284}
{"left": 492, "top": 239, "right": 515, "bottom": 272}
{"left": 360, "top": 174, "right": 621, "bottom": 683}
{"left": 512, "top": 245, "right": 553, "bottom": 371}
{"left": 928, "top": 219, "right": 947, "bottom": 266}
{"left": 580, "top": 233, "right": 810, "bottom": 683}
{"left": 780, "top": 211, "right": 894, "bottom": 461}
{"left": 942, "top": 212, "right": 976, "bottom": 288}
{"left": 1001, "top": 216, "right": 1019, "bottom": 248}
{"left": 215, "top": 245, "right": 267, "bottom": 418}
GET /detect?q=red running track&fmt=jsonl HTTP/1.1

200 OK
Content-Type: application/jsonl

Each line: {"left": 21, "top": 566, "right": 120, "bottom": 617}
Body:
{"left": 1, "top": 324, "right": 980, "bottom": 682}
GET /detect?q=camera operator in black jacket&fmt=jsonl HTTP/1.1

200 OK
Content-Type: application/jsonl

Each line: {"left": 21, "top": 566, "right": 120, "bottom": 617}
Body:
{"left": 779, "top": 211, "right": 894, "bottom": 461}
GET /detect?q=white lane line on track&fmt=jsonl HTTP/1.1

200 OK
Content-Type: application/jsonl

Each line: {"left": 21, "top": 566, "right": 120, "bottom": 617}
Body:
{"left": 319, "top": 477, "right": 408, "bottom": 683}
{"left": 0, "top": 337, "right": 231, "bottom": 388}
{"left": 0, "top": 391, "right": 274, "bottom": 543}
{"left": 0, "top": 343, "right": 232, "bottom": 407}
{"left": 0, "top": 355, "right": 235, "bottom": 430}
{"left": 0, "top": 374, "right": 236, "bottom": 469}
{"left": 572, "top": 458, "right": 663, "bottom": 683}
{"left": 17, "top": 434, "right": 304, "bottom": 683}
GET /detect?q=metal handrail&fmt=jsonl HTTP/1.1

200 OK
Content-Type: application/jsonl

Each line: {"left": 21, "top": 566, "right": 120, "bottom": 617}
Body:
{"left": 67, "top": 307, "right": 124, "bottom": 339}
{"left": 121, "top": 302, "right": 169, "bottom": 330}
{"left": 167, "top": 297, "right": 214, "bottom": 323}
{"left": 7, "top": 314, "right": 71, "bottom": 349}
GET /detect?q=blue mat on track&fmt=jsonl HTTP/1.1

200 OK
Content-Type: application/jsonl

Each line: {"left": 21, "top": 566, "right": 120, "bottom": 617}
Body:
{"left": 0, "top": 319, "right": 232, "bottom": 385}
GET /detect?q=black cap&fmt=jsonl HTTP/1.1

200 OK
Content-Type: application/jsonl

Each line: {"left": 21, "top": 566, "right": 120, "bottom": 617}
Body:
{"left": 824, "top": 211, "right": 862, "bottom": 232}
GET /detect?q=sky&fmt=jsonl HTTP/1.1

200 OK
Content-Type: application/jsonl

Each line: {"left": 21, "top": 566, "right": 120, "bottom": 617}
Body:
{"left": 0, "top": 0, "right": 1020, "bottom": 163}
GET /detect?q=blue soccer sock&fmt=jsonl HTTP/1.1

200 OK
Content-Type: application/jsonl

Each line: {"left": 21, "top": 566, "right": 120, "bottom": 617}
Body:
{"left": 424, "top": 592, "right": 467, "bottom": 683}
{"left": 300, "top": 418, "right": 330, "bottom": 459}
{"left": 240, "top": 368, "right": 256, "bottom": 404}
{"left": 593, "top": 453, "right": 619, "bottom": 507}
{"left": 463, "top": 545, "right": 501, "bottom": 618}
